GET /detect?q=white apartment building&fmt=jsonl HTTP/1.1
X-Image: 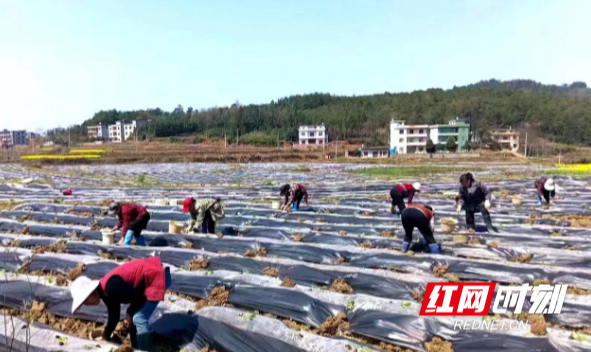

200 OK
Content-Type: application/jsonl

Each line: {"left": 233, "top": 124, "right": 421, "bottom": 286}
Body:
{"left": 389, "top": 120, "right": 430, "bottom": 154}
{"left": 389, "top": 118, "right": 470, "bottom": 154}
{"left": 87, "top": 124, "right": 109, "bottom": 140}
{"left": 298, "top": 124, "right": 327, "bottom": 146}
{"left": 490, "top": 128, "right": 520, "bottom": 152}
{"left": 88, "top": 120, "right": 147, "bottom": 143}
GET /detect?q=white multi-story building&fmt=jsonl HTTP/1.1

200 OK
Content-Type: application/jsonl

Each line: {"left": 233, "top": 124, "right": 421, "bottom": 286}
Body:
{"left": 490, "top": 128, "right": 520, "bottom": 151}
{"left": 87, "top": 124, "right": 109, "bottom": 140}
{"left": 88, "top": 120, "right": 147, "bottom": 143}
{"left": 389, "top": 120, "right": 430, "bottom": 154}
{"left": 298, "top": 124, "right": 327, "bottom": 146}
{"left": 389, "top": 118, "right": 470, "bottom": 154}
{"left": 0, "top": 129, "right": 30, "bottom": 147}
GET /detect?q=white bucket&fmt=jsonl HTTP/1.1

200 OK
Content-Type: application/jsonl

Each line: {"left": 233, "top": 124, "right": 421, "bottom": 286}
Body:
{"left": 101, "top": 230, "right": 115, "bottom": 245}
{"left": 271, "top": 201, "right": 281, "bottom": 210}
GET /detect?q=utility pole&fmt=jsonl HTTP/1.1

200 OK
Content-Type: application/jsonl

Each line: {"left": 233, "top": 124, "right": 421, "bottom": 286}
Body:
{"left": 524, "top": 132, "right": 528, "bottom": 158}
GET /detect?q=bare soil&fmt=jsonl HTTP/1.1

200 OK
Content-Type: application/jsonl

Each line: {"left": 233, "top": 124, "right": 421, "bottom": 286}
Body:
{"left": 425, "top": 337, "right": 454, "bottom": 352}
{"left": 281, "top": 277, "right": 296, "bottom": 287}
{"left": 263, "top": 267, "right": 280, "bottom": 278}
{"left": 515, "top": 313, "right": 547, "bottom": 336}
{"left": 413, "top": 290, "right": 425, "bottom": 302}
{"left": 567, "top": 286, "right": 591, "bottom": 295}
{"left": 283, "top": 319, "right": 316, "bottom": 333}
{"left": 188, "top": 257, "right": 209, "bottom": 270}
{"left": 208, "top": 286, "right": 230, "bottom": 306}
{"left": 512, "top": 253, "right": 533, "bottom": 263}
{"left": 339, "top": 230, "right": 348, "bottom": 236}
{"left": 433, "top": 265, "right": 449, "bottom": 277}
{"left": 358, "top": 242, "right": 375, "bottom": 249}
{"left": 319, "top": 312, "right": 350, "bottom": 336}
{"left": 293, "top": 234, "right": 304, "bottom": 242}
{"left": 488, "top": 241, "right": 499, "bottom": 248}
{"left": 66, "top": 262, "right": 86, "bottom": 281}
{"left": 444, "top": 273, "right": 461, "bottom": 282}
{"left": 331, "top": 279, "right": 354, "bottom": 294}
{"left": 380, "top": 230, "right": 395, "bottom": 238}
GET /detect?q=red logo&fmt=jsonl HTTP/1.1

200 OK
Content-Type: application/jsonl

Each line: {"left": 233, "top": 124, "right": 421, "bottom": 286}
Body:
{"left": 419, "top": 283, "right": 496, "bottom": 316}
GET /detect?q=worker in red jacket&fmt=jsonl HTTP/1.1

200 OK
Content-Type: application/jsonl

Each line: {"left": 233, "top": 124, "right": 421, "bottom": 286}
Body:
{"left": 389, "top": 182, "right": 421, "bottom": 215}
{"left": 70, "top": 257, "right": 172, "bottom": 351}
{"left": 108, "top": 202, "right": 151, "bottom": 246}
{"left": 534, "top": 177, "right": 556, "bottom": 205}
{"left": 280, "top": 183, "right": 309, "bottom": 211}
{"left": 400, "top": 203, "right": 440, "bottom": 254}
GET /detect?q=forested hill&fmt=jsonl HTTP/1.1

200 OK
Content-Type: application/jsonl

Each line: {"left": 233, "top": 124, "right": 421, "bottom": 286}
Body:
{"left": 82, "top": 79, "right": 591, "bottom": 145}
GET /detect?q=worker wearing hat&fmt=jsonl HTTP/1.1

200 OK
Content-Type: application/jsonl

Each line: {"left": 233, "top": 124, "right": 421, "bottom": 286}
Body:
{"left": 400, "top": 203, "right": 440, "bottom": 254}
{"left": 535, "top": 177, "right": 556, "bottom": 205}
{"left": 183, "top": 197, "right": 224, "bottom": 233}
{"left": 389, "top": 182, "right": 421, "bottom": 215}
{"left": 456, "top": 173, "right": 499, "bottom": 233}
{"left": 280, "top": 183, "right": 309, "bottom": 211}
{"left": 108, "top": 202, "right": 150, "bottom": 246}
{"left": 69, "top": 257, "right": 172, "bottom": 351}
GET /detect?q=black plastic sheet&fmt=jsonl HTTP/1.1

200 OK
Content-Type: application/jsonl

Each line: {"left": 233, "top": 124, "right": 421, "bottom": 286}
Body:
{"left": 227, "top": 285, "right": 344, "bottom": 327}
{"left": 151, "top": 313, "right": 306, "bottom": 352}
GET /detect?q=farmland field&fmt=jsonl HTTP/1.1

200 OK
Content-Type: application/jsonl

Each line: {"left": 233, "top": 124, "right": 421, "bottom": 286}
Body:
{"left": 0, "top": 162, "right": 590, "bottom": 352}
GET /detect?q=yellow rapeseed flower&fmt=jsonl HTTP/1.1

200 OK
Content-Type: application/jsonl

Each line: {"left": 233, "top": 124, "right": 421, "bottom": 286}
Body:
{"left": 20, "top": 155, "right": 101, "bottom": 160}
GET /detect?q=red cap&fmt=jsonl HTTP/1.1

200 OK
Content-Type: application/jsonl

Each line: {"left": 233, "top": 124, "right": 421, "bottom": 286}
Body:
{"left": 182, "top": 198, "right": 194, "bottom": 213}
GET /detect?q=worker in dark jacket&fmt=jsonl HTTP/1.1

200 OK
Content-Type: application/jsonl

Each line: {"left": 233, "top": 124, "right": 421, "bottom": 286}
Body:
{"left": 400, "top": 203, "right": 440, "bottom": 254}
{"left": 108, "top": 202, "right": 150, "bottom": 246}
{"left": 70, "top": 257, "right": 172, "bottom": 351}
{"left": 456, "top": 173, "right": 498, "bottom": 233}
{"left": 390, "top": 183, "right": 421, "bottom": 215}
{"left": 534, "top": 177, "right": 556, "bottom": 205}
{"left": 280, "top": 184, "right": 309, "bottom": 211}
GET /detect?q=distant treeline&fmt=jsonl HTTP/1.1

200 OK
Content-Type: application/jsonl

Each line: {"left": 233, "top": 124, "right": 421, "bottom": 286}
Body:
{"left": 57, "top": 79, "right": 591, "bottom": 146}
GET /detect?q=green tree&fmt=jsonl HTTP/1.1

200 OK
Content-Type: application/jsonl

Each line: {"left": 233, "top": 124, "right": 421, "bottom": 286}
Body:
{"left": 446, "top": 136, "right": 457, "bottom": 152}
{"left": 80, "top": 79, "right": 591, "bottom": 146}
{"left": 426, "top": 138, "right": 437, "bottom": 154}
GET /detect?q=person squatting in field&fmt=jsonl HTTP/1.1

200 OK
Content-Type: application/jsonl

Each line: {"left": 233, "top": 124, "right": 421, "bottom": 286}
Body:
{"left": 455, "top": 173, "right": 499, "bottom": 233}
{"left": 183, "top": 197, "right": 225, "bottom": 234}
{"left": 280, "top": 183, "right": 309, "bottom": 211}
{"left": 535, "top": 177, "right": 556, "bottom": 205}
{"left": 400, "top": 203, "right": 441, "bottom": 254}
{"left": 108, "top": 202, "right": 151, "bottom": 246}
{"left": 389, "top": 182, "right": 421, "bottom": 215}
{"left": 70, "top": 257, "right": 172, "bottom": 352}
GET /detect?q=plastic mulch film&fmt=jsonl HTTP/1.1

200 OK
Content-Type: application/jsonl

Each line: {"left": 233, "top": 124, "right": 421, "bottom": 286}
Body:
{"left": 189, "top": 306, "right": 381, "bottom": 352}
{"left": 0, "top": 316, "right": 119, "bottom": 352}
{"left": 347, "top": 309, "right": 577, "bottom": 352}
{"left": 227, "top": 284, "right": 344, "bottom": 327}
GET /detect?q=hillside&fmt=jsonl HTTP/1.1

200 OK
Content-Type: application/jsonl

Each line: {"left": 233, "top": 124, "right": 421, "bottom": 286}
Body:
{"left": 75, "top": 79, "right": 591, "bottom": 145}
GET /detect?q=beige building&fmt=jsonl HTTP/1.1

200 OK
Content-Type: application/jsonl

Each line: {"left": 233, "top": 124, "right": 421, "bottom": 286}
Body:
{"left": 490, "top": 128, "right": 520, "bottom": 151}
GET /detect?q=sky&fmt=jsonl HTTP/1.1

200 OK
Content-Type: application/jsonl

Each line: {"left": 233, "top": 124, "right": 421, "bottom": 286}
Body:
{"left": 0, "top": 0, "right": 590, "bottom": 131}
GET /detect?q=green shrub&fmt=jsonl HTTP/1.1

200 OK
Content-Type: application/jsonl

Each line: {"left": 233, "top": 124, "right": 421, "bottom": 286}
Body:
{"left": 240, "top": 132, "right": 276, "bottom": 146}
